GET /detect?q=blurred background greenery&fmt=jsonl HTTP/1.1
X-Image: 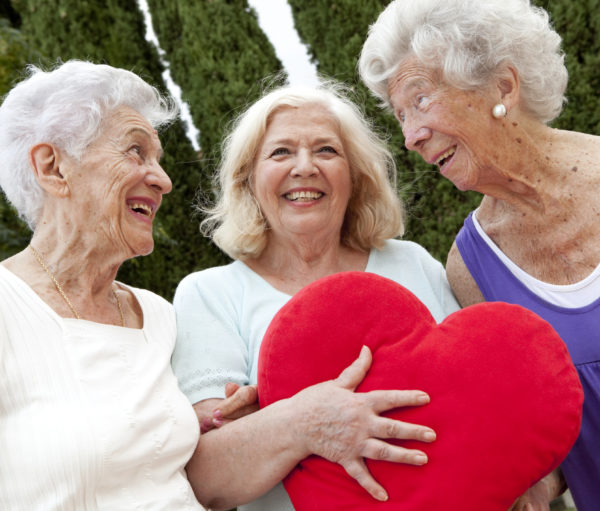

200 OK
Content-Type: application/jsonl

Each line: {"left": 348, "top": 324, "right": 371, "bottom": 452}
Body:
{"left": 0, "top": 0, "right": 598, "bottom": 301}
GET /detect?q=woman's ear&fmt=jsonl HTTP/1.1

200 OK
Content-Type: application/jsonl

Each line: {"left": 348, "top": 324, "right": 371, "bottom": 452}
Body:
{"left": 496, "top": 65, "right": 520, "bottom": 110}
{"left": 29, "top": 143, "right": 70, "bottom": 197}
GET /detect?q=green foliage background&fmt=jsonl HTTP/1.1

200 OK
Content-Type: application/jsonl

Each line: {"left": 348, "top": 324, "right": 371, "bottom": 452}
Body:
{"left": 288, "top": 0, "right": 600, "bottom": 261}
{"left": 0, "top": 0, "right": 227, "bottom": 297}
{"left": 0, "top": 0, "right": 598, "bottom": 299}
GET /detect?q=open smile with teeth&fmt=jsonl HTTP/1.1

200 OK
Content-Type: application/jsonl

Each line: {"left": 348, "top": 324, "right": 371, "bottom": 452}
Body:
{"left": 435, "top": 146, "right": 457, "bottom": 168}
{"left": 127, "top": 201, "right": 154, "bottom": 217}
{"left": 285, "top": 190, "right": 324, "bottom": 202}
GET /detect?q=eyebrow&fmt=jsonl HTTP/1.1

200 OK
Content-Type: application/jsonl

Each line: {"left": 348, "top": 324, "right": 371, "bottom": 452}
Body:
{"left": 401, "top": 78, "right": 428, "bottom": 95}
{"left": 264, "top": 136, "right": 341, "bottom": 147}
{"left": 264, "top": 137, "right": 294, "bottom": 147}
{"left": 125, "top": 127, "right": 164, "bottom": 159}
{"left": 313, "top": 136, "right": 341, "bottom": 146}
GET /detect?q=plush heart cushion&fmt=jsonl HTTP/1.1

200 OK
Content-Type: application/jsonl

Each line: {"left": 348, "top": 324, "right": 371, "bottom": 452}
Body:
{"left": 258, "top": 272, "right": 583, "bottom": 510}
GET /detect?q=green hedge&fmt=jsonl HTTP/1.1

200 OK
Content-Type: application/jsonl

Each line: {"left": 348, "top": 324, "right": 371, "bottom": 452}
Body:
{"left": 1, "top": 0, "right": 598, "bottom": 295}
{"left": 1, "top": 0, "right": 227, "bottom": 299}
{"left": 288, "top": 0, "right": 599, "bottom": 263}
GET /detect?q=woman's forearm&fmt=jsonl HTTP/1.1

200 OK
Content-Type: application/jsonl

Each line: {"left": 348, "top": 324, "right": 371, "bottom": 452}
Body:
{"left": 186, "top": 397, "right": 304, "bottom": 510}
{"left": 185, "top": 347, "right": 436, "bottom": 509}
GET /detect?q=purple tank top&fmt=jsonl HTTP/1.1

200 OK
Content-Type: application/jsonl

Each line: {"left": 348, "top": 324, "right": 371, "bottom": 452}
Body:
{"left": 456, "top": 212, "right": 600, "bottom": 511}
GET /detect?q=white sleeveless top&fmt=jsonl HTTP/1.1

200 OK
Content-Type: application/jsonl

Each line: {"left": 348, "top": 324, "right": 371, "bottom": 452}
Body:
{"left": 472, "top": 211, "right": 600, "bottom": 308}
{"left": 0, "top": 265, "right": 204, "bottom": 510}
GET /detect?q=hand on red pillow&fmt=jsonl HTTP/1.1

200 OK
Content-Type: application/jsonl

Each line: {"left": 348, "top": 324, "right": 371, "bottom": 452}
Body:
{"left": 259, "top": 272, "right": 583, "bottom": 511}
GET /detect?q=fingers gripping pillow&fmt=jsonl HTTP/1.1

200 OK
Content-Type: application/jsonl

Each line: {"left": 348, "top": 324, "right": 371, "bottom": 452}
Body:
{"left": 258, "top": 272, "right": 583, "bottom": 510}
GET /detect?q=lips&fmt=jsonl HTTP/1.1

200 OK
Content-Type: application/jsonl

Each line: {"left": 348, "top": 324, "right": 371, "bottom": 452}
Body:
{"left": 126, "top": 197, "right": 157, "bottom": 220}
{"left": 434, "top": 146, "right": 456, "bottom": 169}
{"left": 284, "top": 190, "right": 324, "bottom": 202}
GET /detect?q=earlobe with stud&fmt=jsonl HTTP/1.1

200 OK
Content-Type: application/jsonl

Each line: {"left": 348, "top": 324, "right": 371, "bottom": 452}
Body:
{"left": 492, "top": 103, "right": 507, "bottom": 119}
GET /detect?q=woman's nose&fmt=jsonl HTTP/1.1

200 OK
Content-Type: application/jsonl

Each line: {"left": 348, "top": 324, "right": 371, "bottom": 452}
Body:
{"left": 290, "top": 150, "right": 318, "bottom": 177}
{"left": 403, "top": 121, "right": 431, "bottom": 151}
{"left": 147, "top": 162, "right": 173, "bottom": 194}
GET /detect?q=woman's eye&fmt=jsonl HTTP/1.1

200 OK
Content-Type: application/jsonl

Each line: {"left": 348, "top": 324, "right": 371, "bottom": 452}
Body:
{"left": 129, "top": 145, "right": 144, "bottom": 158}
{"left": 271, "top": 147, "right": 289, "bottom": 156}
{"left": 319, "top": 146, "right": 337, "bottom": 154}
{"left": 416, "top": 95, "right": 428, "bottom": 107}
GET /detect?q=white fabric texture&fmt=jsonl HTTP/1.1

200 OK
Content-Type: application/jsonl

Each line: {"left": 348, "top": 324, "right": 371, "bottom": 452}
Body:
{"left": 472, "top": 209, "right": 600, "bottom": 307}
{"left": 172, "top": 239, "right": 460, "bottom": 511}
{"left": 0, "top": 265, "right": 203, "bottom": 511}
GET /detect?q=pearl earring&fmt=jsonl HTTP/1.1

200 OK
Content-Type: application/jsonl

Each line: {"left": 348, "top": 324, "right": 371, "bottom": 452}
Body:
{"left": 492, "top": 103, "right": 507, "bottom": 119}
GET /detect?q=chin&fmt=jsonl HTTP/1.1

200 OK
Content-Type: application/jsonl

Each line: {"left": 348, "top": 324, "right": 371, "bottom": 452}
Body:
{"left": 453, "top": 181, "right": 471, "bottom": 192}
{"left": 131, "top": 239, "right": 155, "bottom": 258}
{"left": 140, "top": 243, "right": 155, "bottom": 257}
{"left": 442, "top": 161, "right": 477, "bottom": 192}
{"left": 446, "top": 171, "right": 476, "bottom": 192}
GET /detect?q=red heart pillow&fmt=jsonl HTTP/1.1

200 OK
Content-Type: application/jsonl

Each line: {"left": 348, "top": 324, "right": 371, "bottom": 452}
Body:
{"left": 258, "top": 272, "right": 583, "bottom": 510}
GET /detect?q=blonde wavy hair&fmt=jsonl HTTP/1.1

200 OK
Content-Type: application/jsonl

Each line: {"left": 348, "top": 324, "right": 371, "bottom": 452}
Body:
{"left": 200, "top": 82, "right": 404, "bottom": 260}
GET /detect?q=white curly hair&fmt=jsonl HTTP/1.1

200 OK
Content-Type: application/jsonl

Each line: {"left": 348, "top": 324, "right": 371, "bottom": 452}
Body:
{"left": 0, "top": 60, "right": 178, "bottom": 229}
{"left": 359, "top": 0, "right": 567, "bottom": 123}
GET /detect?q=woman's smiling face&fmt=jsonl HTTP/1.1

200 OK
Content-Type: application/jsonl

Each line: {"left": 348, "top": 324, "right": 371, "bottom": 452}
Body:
{"left": 63, "top": 106, "right": 172, "bottom": 257}
{"left": 251, "top": 103, "right": 352, "bottom": 244}
{"left": 388, "top": 57, "right": 503, "bottom": 192}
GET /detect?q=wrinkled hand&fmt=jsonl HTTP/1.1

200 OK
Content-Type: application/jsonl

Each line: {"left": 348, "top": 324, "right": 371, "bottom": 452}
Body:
{"left": 197, "top": 383, "right": 259, "bottom": 434}
{"left": 509, "top": 470, "right": 563, "bottom": 511}
{"left": 291, "top": 345, "right": 436, "bottom": 502}
{"left": 509, "top": 484, "right": 550, "bottom": 511}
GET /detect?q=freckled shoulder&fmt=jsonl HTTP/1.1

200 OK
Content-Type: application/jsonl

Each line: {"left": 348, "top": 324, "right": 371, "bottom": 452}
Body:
{"left": 446, "top": 241, "right": 485, "bottom": 307}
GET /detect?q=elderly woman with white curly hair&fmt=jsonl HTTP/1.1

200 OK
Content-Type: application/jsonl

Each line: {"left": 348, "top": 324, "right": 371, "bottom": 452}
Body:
{"left": 172, "top": 82, "right": 460, "bottom": 510}
{"left": 359, "top": 1, "right": 600, "bottom": 510}
{"left": 0, "top": 60, "right": 209, "bottom": 509}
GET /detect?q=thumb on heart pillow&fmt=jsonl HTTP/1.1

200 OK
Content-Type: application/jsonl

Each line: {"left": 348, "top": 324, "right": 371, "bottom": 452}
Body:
{"left": 258, "top": 271, "right": 583, "bottom": 511}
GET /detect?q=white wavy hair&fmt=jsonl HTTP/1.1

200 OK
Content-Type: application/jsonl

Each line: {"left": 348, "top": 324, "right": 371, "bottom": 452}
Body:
{"left": 0, "top": 60, "right": 178, "bottom": 229}
{"left": 359, "top": 0, "right": 567, "bottom": 123}
{"left": 201, "top": 82, "right": 404, "bottom": 260}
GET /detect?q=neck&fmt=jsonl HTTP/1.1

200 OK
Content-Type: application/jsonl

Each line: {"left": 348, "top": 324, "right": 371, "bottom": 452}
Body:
{"left": 475, "top": 123, "right": 578, "bottom": 217}
{"left": 28, "top": 221, "right": 125, "bottom": 301}
{"left": 246, "top": 232, "right": 368, "bottom": 294}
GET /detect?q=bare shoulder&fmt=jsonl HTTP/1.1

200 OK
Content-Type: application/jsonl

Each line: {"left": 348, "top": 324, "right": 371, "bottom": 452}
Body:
{"left": 559, "top": 129, "right": 600, "bottom": 181}
{"left": 446, "top": 241, "right": 485, "bottom": 307}
{"left": 1, "top": 249, "right": 28, "bottom": 274}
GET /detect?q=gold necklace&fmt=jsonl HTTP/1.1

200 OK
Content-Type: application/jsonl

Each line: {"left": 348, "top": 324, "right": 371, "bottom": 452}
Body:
{"left": 29, "top": 245, "right": 125, "bottom": 327}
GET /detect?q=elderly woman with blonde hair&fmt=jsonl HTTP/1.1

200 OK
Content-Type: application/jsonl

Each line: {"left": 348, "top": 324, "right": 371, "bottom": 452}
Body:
{"left": 360, "top": 0, "right": 600, "bottom": 509}
{"left": 172, "top": 82, "right": 460, "bottom": 510}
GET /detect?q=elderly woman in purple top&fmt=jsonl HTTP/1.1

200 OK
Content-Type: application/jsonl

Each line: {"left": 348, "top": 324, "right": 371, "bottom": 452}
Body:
{"left": 359, "top": 0, "right": 600, "bottom": 510}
